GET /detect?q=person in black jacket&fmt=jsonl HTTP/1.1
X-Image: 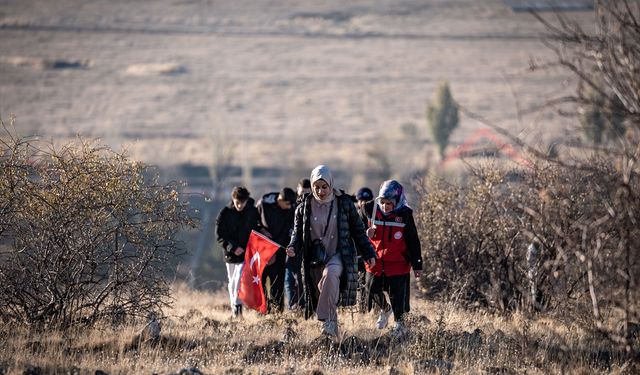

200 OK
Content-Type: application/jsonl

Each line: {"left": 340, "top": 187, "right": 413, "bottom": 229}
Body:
{"left": 256, "top": 187, "right": 297, "bottom": 313}
{"left": 215, "top": 186, "right": 260, "bottom": 318}
{"left": 284, "top": 178, "right": 312, "bottom": 311}
{"left": 354, "top": 187, "right": 374, "bottom": 313}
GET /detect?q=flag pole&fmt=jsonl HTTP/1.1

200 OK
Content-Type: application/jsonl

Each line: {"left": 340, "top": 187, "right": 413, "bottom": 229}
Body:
{"left": 250, "top": 230, "right": 283, "bottom": 248}
{"left": 370, "top": 197, "right": 379, "bottom": 229}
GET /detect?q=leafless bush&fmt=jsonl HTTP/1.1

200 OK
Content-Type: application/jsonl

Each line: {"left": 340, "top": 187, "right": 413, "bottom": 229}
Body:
{"left": 531, "top": 0, "right": 640, "bottom": 349}
{"left": 0, "top": 117, "right": 197, "bottom": 328}
{"left": 416, "top": 153, "right": 640, "bottom": 351}
{"left": 415, "top": 167, "right": 531, "bottom": 312}
{"left": 523, "top": 156, "right": 640, "bottom": 346}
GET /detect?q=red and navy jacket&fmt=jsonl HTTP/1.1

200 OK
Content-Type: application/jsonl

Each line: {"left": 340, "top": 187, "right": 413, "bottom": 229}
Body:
{"left": 364, "top": 204, "right": 423, "bottom": 277}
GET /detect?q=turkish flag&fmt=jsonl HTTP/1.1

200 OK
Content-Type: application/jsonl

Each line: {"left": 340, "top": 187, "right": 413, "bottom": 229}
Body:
{"left": 238, "top": 230, "right": 281, "bottom": 314}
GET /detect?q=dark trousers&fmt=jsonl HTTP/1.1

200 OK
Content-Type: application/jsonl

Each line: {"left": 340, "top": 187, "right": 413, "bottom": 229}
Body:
{"left": 262, "top": 248, "right": 286, "bottom": 313}
{"left": 285, "top": 253, "right": 305, "bottom": 309}
{"left": 366, "top": 272, "right": 411, "bottom": 322}
{"left": 356, "top": 257, "right": 367, "bottom": 313}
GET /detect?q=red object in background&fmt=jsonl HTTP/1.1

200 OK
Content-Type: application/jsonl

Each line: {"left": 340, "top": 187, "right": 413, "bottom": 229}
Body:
{"left": 238, "top": 230, "right": 281, "bottom": 314}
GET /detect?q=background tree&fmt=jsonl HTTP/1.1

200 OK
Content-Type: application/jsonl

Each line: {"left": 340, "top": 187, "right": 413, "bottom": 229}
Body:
{"left": 0, "top": 118, "right": 197, "bottom": 328}
{"left": 428, "top": 82, "right": 459, "bottom": 160}
{"left": 531, "top": 1, "right": 640, "bottom": 353}
{"left": 414, "top": 1, "right": 640, "bottom": 358}
{"left": 533, "top": 1, "right": 639, "bottom": 135}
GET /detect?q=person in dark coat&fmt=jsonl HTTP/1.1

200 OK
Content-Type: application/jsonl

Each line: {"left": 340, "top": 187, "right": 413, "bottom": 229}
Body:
{"left": 354, "top": 187, "right": 374, "bottom": 313}
{"left": 364, "top": 180, "right": 423, "bottom": 337}
{"left": 215, "top": 186, "right": 260, "bottom": 318}
{"left": 284, "top": 178, "right": 311, "bottom": 311}
{"left": 256, "top": 187, "right": 297, "bottom": 313}
{"left": 286, "top": 165, "right": 377, "bottom": 337}
{"left": 355, "top": 187, "right": 374, "bottom": 226}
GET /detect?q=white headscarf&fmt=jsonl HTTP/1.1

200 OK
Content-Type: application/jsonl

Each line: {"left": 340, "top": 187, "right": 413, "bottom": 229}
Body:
{"left": 310, "top": 164, "right": 335, "bottom": 204}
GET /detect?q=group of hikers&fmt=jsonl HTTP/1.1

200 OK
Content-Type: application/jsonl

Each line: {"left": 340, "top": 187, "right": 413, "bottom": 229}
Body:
{"left": 215, "top": 164, "right": 423, "bottom": 338}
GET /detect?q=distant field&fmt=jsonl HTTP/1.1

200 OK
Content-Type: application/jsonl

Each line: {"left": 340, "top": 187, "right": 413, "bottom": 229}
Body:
{"left": 0, "top": 0, "right": 595, "bottom": 289}
{"left": 0, "top": 0, "right": 591, "bottom": 181}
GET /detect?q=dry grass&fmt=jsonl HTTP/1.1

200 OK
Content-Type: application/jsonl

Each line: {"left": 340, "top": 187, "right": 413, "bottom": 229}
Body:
{"left": 0, "top": 286, "right": 635, "bottom": 375}
{"left": 0, "top": 284, "right": 637, "bottom": 375}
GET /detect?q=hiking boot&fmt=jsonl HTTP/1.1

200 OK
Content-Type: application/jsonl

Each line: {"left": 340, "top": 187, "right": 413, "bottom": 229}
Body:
{"left": 375, "top": 309, "right": 392, "bottom": 330}
{"left": 321, "top": 320, "right": 338, "bottom": 337}
{"left": 232, "top": 304, "right": 243, "bottom": 318}
{"left": 392, "top": 321, "right": 407, "bottom": 338}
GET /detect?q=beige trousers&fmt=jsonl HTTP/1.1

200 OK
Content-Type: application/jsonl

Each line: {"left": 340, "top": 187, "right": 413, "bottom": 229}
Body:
{"left": 310, "top": 254, "right": 343, "bottom": 322}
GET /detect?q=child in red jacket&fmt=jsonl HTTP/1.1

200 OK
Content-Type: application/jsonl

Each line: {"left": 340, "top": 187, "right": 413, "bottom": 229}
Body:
{"left": 365, "top": 180, "right": 423, "bottom": 336}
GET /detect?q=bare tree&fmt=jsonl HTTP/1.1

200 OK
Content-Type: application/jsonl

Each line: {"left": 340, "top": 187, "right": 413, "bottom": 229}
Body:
{"left": 532, "top": 1, "right": 640, "bottom": 133}
{"left": 529, "top": 1, "right": 640, "bottom": 352}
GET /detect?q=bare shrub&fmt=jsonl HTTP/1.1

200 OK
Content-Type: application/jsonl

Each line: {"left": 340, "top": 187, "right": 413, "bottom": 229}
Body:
{"left": 522, "top": 155, "right": 640, "bottom": 345}
{"left": 0, "top": 118, "right": 197, "bottom": 328}
{"left": 416, "top": 153, "right": 640, "bottom": 351}
{"left": 415, "top": 167, "right": 531, "bottom": 312}
{"left": 531, "top": 0, "right": 640, "bottom": 349}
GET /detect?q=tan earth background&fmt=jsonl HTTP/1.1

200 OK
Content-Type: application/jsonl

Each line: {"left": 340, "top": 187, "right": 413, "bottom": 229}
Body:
{"left": 0, "top": 0, "right": 592, "bottom": 190}
{"left": 0, "top": 0, "right": 593, "bottom": 285}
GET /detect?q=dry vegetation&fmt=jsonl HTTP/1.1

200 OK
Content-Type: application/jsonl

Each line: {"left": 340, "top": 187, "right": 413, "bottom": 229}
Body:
{"left": 2, "top": 2, "right": 640, "bottom": 374}
{"left": 1, "top": 284, "right": 637, "bottom": 375}
{"left": 0, "top": 121, "right": 197, "bottom": 329}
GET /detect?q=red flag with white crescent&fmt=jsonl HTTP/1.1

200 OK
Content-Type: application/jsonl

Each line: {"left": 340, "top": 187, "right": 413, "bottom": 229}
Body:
{"left": 238, "top": 230, "right": 281, "bottom": 314}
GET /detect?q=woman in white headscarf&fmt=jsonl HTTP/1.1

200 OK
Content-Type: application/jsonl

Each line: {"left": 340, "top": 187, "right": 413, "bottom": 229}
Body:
{"left": 286, "top": 165, "right": 376, "bottom": 337}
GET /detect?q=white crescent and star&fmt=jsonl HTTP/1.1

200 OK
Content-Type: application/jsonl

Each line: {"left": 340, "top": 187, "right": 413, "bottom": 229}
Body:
{"left": 250, "top": 252, "right": 261, "bottom": 284}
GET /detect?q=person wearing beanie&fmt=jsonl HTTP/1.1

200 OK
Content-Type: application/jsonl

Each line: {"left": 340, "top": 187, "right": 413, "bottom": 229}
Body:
{"left": 256, "top": 187, "right": 297, "bottom": 314}
{"left": 286, "top": 165, "right": 377, "bottom": 338}
{"left": 364, "top": 180, "right": 423, "bottom": 337}
{"left": 215, "top": 186, "right": 261, "bottom": 318}
{"left": 356, "top": 187, "right": 373, "bottom": 204}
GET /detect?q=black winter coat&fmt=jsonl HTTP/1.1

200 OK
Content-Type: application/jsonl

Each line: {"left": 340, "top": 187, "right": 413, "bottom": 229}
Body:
{"left": 256, "top": 192, "right": 295, "bottom": 248}
{"left": 215, "top": 198, "right": 260, "bottom": 264}
{"left": 288, "top": 191, "right": 376, "bottom": 319}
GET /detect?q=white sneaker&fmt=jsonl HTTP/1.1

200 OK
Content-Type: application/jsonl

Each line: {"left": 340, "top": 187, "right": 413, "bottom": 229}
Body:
{"left": 375, "top": 309, "right": 392, "bottom": 329}
{"left": 392, "top": 321, "right": 407, "bottom": 338}
{"left": 321, "top": 320, "right": 338, "bottom": 337}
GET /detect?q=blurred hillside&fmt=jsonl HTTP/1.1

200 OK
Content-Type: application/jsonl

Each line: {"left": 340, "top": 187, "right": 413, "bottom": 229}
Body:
{"left": 0, "top": 0, "right": 591, "bottom": 170}
{"left": 0, "top": 0, "right": 594, "bottom": 288}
